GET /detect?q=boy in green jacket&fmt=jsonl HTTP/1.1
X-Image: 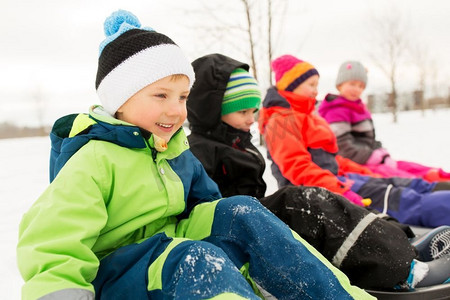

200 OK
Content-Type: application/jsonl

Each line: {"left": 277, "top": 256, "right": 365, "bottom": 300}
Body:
{"left": 17, "top": 10, "right": 373, "bottom": 300}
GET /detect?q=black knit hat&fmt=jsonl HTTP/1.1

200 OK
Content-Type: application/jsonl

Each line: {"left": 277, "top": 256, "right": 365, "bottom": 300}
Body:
{"left": 95, "top": 10, "right": 195, "bottom": 115}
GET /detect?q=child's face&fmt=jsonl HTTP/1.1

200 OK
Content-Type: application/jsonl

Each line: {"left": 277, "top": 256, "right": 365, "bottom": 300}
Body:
{"left": 221, "top": 108, "right": 257, "bottom": 132}
{"left": 337, "top": 80, "right": 365, "bottom": 101}
{"left": 292, "top": 75, "right": 319, "bottom": 98}
{"left": 117, "top": 75, "right": 190, "bottom": 142}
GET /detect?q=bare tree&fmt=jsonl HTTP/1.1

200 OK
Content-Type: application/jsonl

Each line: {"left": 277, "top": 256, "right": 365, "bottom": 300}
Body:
{"left": 182, "top": 0, "right": 262, "bottom": 78}
{"left": 267, "top": 0, "right": 273, "bottom": 84}
{"left": 180, "top": 0, "right": 289, "bottom": 89}
{"left": 409, "top": 43, "right": 429, "bottom": 116}
{"left": 241, "top": 0, "right": 258, "bottom": 80}
{"left": 429, "top": 60, "right": 440, "bottom": 99}
{"left": 367, "top": 6, "right": 410, "bottom": 123}
{"left": 265, "top": 0, "right": 290, "bottom": 86}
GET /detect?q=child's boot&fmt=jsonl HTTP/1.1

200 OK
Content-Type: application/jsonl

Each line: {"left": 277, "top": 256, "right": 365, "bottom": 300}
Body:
{"left": 416, "top": 255, "right": 450, "bottom": 287}
{"left": 411, "top": 225, "right": 450, "bottom": 261}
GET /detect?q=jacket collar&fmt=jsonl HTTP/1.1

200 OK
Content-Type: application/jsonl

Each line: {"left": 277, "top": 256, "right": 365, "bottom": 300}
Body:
{"left": 279, "top": 90, "right": 316, "bottom": 114}
{"left": 321, "top": 94, "right": 367, "bottom": 114}
{"left": 86, "top": 105, "right": 185, "bottom": 152}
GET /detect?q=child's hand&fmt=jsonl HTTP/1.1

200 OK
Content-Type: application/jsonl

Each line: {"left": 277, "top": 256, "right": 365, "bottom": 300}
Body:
{"left": 366, "top": 148, "right": 390, "bottom": 166}
{"left": 382, "top": 156, "right": 397, "bottom": 169}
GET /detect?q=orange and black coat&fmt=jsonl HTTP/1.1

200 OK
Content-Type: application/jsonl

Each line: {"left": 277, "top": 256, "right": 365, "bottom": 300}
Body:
{"left": 258, "top": 87, "right": 374, "bottom": 196}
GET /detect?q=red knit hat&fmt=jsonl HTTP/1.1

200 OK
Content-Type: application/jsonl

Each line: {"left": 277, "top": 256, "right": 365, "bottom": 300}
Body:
{"left": 271, "top": 55, "right": 319, "bottom": 91}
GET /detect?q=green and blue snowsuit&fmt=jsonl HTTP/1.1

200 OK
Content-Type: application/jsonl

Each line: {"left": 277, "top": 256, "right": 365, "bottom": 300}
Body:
{"left": 17, "top": 106, "right": 373, "bottom": 299}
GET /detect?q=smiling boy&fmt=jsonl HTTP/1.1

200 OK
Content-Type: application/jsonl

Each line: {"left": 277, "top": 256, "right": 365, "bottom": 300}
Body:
{"left": 17, "top": 11, "right": 373, "bottom": 300}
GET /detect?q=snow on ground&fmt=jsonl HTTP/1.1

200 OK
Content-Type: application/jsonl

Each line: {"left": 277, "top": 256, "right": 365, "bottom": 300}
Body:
{"left": 1, "top": 108, "right": 450, "bottom": 299}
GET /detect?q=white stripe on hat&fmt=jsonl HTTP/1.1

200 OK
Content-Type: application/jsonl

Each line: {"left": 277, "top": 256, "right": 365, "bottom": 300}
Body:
{"left": 224, "top": 83, "right": 260, "bottom": 96}
{"left": 97, "top": 44, "right": 195, "bottom": 116}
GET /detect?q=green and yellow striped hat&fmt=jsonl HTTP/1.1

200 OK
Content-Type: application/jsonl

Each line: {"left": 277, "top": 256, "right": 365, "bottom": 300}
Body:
{"left": 222, "top": 68, "right": 261, "bottom": 116}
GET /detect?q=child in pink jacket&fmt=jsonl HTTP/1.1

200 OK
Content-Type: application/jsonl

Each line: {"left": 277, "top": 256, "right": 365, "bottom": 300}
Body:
{"left": 318, "top": 60, "right": 450, "bottom": 182}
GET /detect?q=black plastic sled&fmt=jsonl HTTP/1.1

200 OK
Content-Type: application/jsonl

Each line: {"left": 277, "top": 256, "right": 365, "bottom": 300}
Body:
{"left": 366, "top": 284, "right": 450, "bottom": 300}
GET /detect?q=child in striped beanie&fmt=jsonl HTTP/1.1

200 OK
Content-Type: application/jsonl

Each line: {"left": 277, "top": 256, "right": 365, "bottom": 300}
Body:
{"left": 221, "top": 68, "right": 261, "bottom": 132}
{"left": 222, "top": 68, "right": 261, "bottom": 115}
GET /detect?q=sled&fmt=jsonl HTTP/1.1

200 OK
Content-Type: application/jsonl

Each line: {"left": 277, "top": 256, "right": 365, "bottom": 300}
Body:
{"left": 366, "top": 284, "right": 450, "bottom": 300}
{"left": 262, "top": 284, "right": 450, "bottom": 300}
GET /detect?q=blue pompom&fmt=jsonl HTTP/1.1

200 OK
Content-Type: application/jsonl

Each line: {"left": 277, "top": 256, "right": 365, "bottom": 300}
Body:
{"left": 104, "top": 10, "right": 141, "bottom": 37}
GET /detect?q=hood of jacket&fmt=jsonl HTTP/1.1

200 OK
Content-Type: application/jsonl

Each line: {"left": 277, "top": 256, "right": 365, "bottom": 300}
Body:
{"left": 262, "top": 87, "right": 291, "bottom": 109}
{"left": 187, "top": 53, "right": 250, "bottom": 135}
{"left": 262, "top": 87, "right": 316, "bottom": 112}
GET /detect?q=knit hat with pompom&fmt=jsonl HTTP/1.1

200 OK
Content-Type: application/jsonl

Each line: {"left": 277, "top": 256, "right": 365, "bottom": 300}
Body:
{"left": 271, "top": 54, "right": 319, "bottom": 92}
{"left": 95, "top": 10, "right": 195, "bottom": 115}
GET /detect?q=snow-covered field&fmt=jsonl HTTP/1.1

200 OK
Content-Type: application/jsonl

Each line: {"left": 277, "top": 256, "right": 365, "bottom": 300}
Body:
{"left": 2, "top": 108, "right": 450, "bottom": 299}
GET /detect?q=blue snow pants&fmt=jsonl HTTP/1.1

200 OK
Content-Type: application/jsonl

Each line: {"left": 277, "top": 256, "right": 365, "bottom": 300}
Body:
{"left": 92, "top": 196, "right": 372, "bottom": 299}
{"left": 342, "top": 173, "right": 450, "bottom": 227}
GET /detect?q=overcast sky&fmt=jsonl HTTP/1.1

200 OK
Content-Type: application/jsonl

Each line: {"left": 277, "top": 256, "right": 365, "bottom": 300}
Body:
{"left": 1, "top": 0, "right": 449, "bottom": 126}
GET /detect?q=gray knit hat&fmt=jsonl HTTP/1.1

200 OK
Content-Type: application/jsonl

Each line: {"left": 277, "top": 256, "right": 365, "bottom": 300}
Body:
{"left": 335, "top": 61, "right": 367, "bottom": 88}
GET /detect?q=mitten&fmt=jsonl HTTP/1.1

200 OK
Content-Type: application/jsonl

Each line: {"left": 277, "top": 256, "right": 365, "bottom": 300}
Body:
{"left": 343, "top": 190, "right": 365, "bottom": 206}
{"left": 438, "top": 168, "right": 450, "bottom": 179}
{"left": 382, "top": 155, "right": 398, "bottom": 169}
{"left": 366, "top": 148, "right": 390, "bottom": 166}
{"left": 425, "top": 168, "right": 450, "bottom": 182}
